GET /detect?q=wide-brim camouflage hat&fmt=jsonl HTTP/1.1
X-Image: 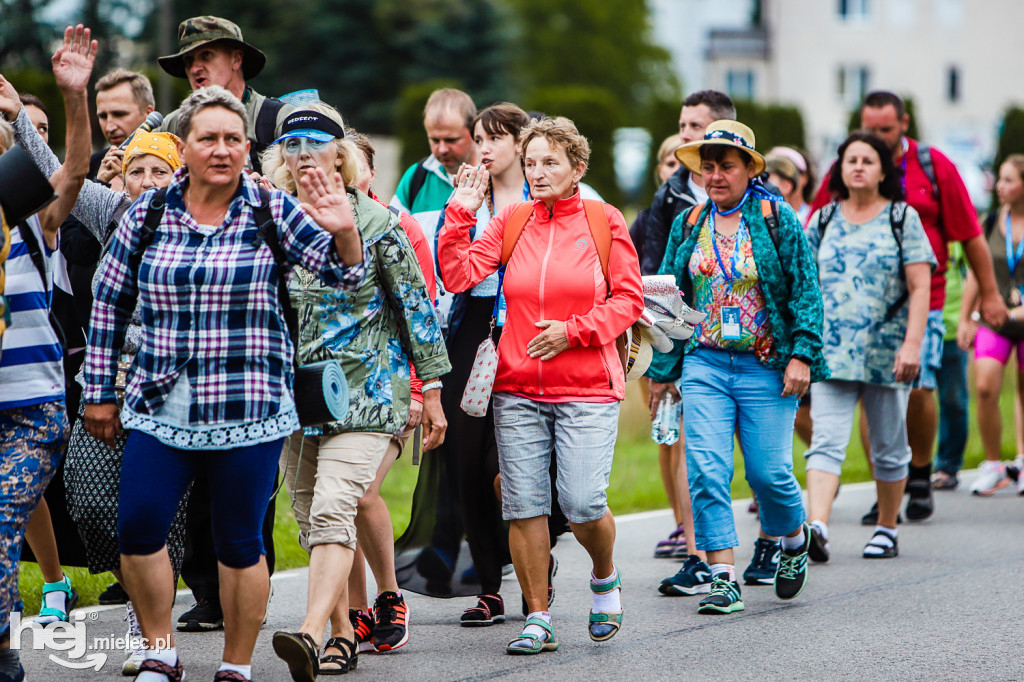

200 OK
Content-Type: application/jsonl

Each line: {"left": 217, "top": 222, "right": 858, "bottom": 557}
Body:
{"left": 158, "top": 16, "right": 267, "bottom": 81}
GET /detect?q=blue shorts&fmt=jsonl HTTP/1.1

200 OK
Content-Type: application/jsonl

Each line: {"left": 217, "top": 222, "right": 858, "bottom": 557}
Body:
{"left": 913, "top": 309, "right": 945, "bottom": 391}
{"left": 492, "top": 393, "right": 618, "bottom": 524}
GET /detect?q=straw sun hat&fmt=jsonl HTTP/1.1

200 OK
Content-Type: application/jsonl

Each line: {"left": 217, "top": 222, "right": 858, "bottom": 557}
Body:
{"left": 674, "top": 120, "right": 766, "bottom": 176}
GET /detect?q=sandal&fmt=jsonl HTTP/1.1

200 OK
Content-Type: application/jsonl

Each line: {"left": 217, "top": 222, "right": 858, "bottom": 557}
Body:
{"left": 461, "top": 594, "right": 505, "bottom": 627}
{"left": 214, "top": 671, "right": 250, "bottom": 681}
{"left": 39, "top": 574, "right": 77, "bottom": 623}
{"left": 136, "top": 658, "right": 185, "bottom": 682}
{"left": 272, "top": 630, "right": 320, "bottom": 682}
{"left": 862, "top": 529, "right": 899, "bottom": 559}
{"left": 589, "top": 566, "right": 623, "bottom": 642}
{"left": 506, "top": 617, "right": 558, "bottom": 655}
{"left": 319, "top": 636, "right": 357, "bottom": 675}
{"left": 931, "top": 471, "right": 959, "bottom": 490}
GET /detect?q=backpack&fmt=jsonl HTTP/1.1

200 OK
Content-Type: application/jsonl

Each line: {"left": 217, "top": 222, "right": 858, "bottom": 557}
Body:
{"left": 249, "top": 97, "right": 287, "bottom": 175}
{"left": 497, "top": 199, "right": 632, "bottom": 377}
{"left": 16, "top": 221, "right": 67, "bottom": 350}
{"left": 137, "top": 186, "right": 298, "bottom": 345}
{"left": 817, "top": 200, "right": 910, "bottom": 321}
{"left": 682, "top": 199, "right": 782, "bottom": 250}
{"left": 405, "top": 157, "right": 431, "bottom": 210}
{"left": 983, "top": 211, "right": 999, "bottom": 240}
{"left": 916, "top": 144, "right": 939, "bottom": 201}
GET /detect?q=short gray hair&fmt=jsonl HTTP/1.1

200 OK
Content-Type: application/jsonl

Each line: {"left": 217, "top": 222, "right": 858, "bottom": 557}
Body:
{"left": 176, "top": 85, "right": 248, "bottom": 140}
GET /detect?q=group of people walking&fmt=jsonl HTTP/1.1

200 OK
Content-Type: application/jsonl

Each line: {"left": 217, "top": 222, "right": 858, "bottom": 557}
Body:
{"left": 0, "top": 12, "right": 1017, "bottom": 682}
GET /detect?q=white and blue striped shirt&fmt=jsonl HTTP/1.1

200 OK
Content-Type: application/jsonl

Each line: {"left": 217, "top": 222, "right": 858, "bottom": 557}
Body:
{"left": 0, "top": 215, "right": 65, "bottom": 410}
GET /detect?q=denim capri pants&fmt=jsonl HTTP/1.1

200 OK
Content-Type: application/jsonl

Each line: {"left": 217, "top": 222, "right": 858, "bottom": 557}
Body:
{"left": 492, "top": 393, "right": 618, "bottom": 524}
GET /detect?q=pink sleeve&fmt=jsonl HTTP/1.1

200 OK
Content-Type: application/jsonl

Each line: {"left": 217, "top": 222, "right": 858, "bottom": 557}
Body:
{"left": 564, "top": 205, "right": 644, "bottom": 348}
{"left": 437, "top": 200, "right": 512, "bottom": 293}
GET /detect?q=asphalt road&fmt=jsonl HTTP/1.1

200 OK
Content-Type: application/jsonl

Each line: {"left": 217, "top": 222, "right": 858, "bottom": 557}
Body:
{"left": 17, "top": 469, "right": 1024, "bottom": 681}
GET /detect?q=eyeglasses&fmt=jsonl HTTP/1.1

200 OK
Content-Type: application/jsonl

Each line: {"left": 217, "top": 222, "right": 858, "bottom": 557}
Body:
{"left": 282, "top": 137, "right": 333, "bottom": 156}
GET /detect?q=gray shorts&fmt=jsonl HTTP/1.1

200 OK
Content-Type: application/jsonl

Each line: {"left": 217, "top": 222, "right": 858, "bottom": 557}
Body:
{"left": 492, "top": 393, "right": 618, "bottom": 524}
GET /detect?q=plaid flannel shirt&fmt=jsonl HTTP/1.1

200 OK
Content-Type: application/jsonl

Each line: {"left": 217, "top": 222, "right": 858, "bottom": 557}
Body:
{"left": 84, "top": 169, "right": 366, "bottom": 424}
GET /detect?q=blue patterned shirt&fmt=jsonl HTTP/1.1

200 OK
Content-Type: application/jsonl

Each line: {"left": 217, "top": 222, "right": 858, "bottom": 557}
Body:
{"left": 805, "top": 202, "right": 936, "bottom": 387}
{"left": 84, "top": 168, "right": 367, "bottom": 424}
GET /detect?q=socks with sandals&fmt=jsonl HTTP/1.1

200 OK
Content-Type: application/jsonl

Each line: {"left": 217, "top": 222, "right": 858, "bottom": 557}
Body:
{"left": 136, "top": 647, "right": 178, "bottom": 682}
{"left": 591, "top": 568, "right": 621, "bottom": 613}
{"left": 219, "top": 662, "right": 252, "bottom": 680}
{"left": 864, "top": 526, "right": 897, "bottom": 556}
{"left": 522, "top": 611, "right": 551, "bottom": 640}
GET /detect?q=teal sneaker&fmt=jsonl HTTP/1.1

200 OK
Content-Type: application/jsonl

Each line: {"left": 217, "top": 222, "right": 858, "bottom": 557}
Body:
{"left": 697, "top": 576, "right": 744, "bottom": 614}
{"left": 775, "top": 523, "right": 810, "bottom": 600}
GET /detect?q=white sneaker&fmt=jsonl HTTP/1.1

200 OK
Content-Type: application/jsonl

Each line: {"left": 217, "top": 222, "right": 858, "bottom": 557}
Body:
{"left": 1012, "top": 455, "right": 1024, "bottom": 495}
{"left": 970, "top": 460, "right": 1009, "bottom": 496}
{"left": 121, "top": 602, "right": 146, "bottom": 676}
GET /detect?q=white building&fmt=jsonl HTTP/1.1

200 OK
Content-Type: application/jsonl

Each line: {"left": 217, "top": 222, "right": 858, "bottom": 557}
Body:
{"left": 652, "top": 0, "right": 1024, "bottom": 179}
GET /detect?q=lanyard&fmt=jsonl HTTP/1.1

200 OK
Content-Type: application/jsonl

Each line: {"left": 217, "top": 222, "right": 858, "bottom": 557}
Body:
{"left": 1006, "top": 212, "right": 1024, "bottom": 275}
{"left": 708, "top": 190, "right": 750, "bottom": 283}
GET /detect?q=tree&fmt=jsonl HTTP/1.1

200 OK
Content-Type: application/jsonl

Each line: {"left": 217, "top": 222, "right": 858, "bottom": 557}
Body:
{"left": 735, "top": 100, "right": 806, "bottom": 152}
{"left": 846, "top": 95, "right": 920, "bottom": 140}
{"left": 992, "top": 106, "right": 1024, "bottom": 207}
{"left": 0, "top": 0, "right": 54, "bottom": 71}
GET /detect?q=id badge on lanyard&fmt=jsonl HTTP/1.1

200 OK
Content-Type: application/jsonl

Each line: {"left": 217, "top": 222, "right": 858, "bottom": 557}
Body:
{"left": 710, "top": 212, "right": 743, "bottom": 341}
{"left": 496, "top": 290, "right": 507, "bottom": 327}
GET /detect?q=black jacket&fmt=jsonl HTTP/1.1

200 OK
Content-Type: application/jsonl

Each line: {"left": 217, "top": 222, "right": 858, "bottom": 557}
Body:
{"left": 641, "top": 166, "right": 700, "bottom": 275}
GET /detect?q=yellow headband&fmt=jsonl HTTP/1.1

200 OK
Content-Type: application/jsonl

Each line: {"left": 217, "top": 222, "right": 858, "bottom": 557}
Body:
{"left": 122, "top": 132, "right": 183, "bottom": 176}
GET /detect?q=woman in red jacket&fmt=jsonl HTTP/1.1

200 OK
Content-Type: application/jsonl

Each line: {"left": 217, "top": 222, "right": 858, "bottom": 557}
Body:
{"left": 438, "top": 117, "right": 643, "bottom": 655}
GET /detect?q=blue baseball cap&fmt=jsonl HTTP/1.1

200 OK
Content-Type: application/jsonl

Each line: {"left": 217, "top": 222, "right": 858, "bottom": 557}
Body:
{"left": 272, "top": 110, "right": 345, "bottom": 146}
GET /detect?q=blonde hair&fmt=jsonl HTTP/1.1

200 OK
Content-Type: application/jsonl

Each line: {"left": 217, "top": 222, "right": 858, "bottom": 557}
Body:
{"left": 654, "top": 133, "right": 682, "bottom": 183}
{"left": 520, "top": 116, "right": 590, "bottom": 173}
{"left": 260, "top": 102, "right": 361, "bottom": 194}
{"left": 0, "top": 119, "right": 13, "bottom": 155}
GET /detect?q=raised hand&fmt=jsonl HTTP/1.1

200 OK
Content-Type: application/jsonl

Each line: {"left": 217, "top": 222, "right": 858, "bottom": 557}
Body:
{"left": 52, "top": 24, "right": 97, "bottom": 93}
{"left": 0, "top": 74, "right": 22, "bottom": 120}
{"left": 299, "top": 168, "right": 356, "bottom": 236}
{"left": 451, "top": 163, "right": 488, "bottom": 213}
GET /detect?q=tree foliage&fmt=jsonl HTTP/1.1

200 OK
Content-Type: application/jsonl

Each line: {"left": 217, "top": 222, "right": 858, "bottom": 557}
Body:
{"left": 846, "top": 95, "right": 920, "bottom": 141}
{"left": 0, "top": 0, "right": 54, "bottom": 70}
{"left": 735, "top": 100, "right": 806, "bottom": 152}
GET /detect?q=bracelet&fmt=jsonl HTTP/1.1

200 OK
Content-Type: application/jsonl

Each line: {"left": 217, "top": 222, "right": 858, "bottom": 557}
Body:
{"left": 421, "top": 380, "right": 443, "bottom": 392}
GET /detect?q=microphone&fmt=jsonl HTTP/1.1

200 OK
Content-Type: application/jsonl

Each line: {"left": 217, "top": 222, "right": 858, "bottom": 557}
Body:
{"left": 119, "top": 111, "right": 164, "bottom": 150}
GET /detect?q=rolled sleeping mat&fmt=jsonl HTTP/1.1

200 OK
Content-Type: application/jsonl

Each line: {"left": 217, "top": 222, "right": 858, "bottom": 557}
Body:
{"left": 294, "top": 359, "right": 349, "bottom": 426}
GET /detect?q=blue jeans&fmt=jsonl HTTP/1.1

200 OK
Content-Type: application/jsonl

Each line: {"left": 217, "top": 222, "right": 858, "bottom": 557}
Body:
{"left": 682, "top": 348, "right": 804, "bottom": 552}
{"left": 934, "top": 339, "right": 969, "bottom": 475}
{"left": 119, "top": 431, "right": 282, "bottom": 568}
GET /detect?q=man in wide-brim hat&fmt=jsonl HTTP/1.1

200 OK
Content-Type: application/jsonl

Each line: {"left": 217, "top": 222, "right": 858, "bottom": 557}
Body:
{"left": 156, "top": 15, "right": 292, "bottom": 174}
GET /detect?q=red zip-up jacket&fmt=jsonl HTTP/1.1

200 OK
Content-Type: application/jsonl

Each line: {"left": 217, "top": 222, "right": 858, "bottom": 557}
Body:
{"left": 439, "top": 192, "right": 643, "bottom": 400}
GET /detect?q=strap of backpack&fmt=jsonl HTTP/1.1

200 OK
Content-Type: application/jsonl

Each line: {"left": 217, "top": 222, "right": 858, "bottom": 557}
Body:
{"left": 406, "top": 157, "right": 431, "bottom": 210}
{"left": 249, "top": 187, "right": 299, "bottom": 347}
{"left": 884, "top": 200, "right": 909, "bottom": 321}
{"left": 16, "top": 220, "right": 66, "bottom": 349}
{"left": 250, "top": 97, "right": 286, "bottom": 174}
{"left": 983, "top": 211, "right": 999, "bottom": 240}
{"left": 500, "top": 202, "right": 535, "bottom": 266}
{"left": 916, "top": 144, "right": 940, "bottom": 201}
{"left": 583, "top": 200, "right": 612, "bottom": 289}
{"left": 761, "top": 199, "right": 781, "bottom": 250}
{"left": 127, "top": 187, "right": 168, "bottom": 277}
{"left": 817, "top": 201, "right": 839, "bottom": 238}
{"left": 681, "top": 200, "right": 709, "bottom": 242}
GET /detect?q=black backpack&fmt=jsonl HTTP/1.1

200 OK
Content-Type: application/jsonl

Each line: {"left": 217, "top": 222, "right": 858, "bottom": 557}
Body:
{"left": 248, "top": 97, "right": 287, "bottom": 175}
{"left": 817, "top": 200, "right": 910, "bottom": 321}
{"left": 135, "top": 186, "right": 299, "bottom": 345}
{"left": 405, "top": 157, "right": 431, "bottom": 210}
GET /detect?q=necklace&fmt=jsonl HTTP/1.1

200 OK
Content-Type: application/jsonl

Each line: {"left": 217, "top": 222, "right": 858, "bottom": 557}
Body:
{"left": 185, "top": 185, "right": 229, "bottom": 227}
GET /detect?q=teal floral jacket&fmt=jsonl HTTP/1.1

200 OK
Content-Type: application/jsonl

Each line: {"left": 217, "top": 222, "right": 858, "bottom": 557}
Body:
{"left": 289, "top": 190, "right": 450, "bottom": 435}
{"left": 648, "top": 197, "right": 829, "bottom": 384}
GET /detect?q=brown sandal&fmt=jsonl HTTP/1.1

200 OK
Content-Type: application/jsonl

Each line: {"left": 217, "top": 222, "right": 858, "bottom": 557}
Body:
{"left": 319, "top": 636, "right": 358, "bottom": 675}
{"left": 272, "top": 630, "right": 320, "bottom": 681}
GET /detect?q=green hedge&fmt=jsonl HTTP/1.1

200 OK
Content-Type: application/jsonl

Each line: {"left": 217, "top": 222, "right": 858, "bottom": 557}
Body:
{"left": 734, "top": 100, "right": 806, "bottom": 152}
{"left": 393, "top": 78, "right": 464, "bottom": 175}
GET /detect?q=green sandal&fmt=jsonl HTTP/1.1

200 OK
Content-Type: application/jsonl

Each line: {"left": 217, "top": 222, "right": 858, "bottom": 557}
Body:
{"left": 506, "top": 617, "right": 559, "bottom": 655}
{"left": 39, "top": 575, "right": 77, "bottom": 623}
{"left": 589, "top": 567, "right": 622, "bottom": 642}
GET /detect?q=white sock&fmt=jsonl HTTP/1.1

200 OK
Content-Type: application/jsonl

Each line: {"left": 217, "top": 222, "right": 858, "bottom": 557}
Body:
{"left": 522, "top": 611, "right": 551, "bottom": 641}
{"left": 38, "top": 589, "right": 67, "bottom": 622}
{"left": 810, "top": 519, "right": 829, "bottom": 542}
{"left": 136, "top": 648, "right": 177, "bottom": 682}
{"left": 781, "top": 527, "right": 806, "bottom": 552}
{"left": 709, "top": 563, "right": 736, "bottom": 582}
{"left": 219, "top": 662, "right": 252, "bottom": 680}
{"left": 591, "top": 568, "right": 621, "bottom": 612}
{"left": 862, "top": 525, "right": 897, "bottom": 557}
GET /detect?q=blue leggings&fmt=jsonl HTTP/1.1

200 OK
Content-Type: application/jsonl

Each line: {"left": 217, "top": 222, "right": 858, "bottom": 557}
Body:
{"left": 118, "top": 431, "right": 282, "bottom": 569}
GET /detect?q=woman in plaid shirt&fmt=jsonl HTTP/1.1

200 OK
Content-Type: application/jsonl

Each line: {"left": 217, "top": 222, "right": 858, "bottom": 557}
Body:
{"left": 81, "top": 86, "right": 365, "bottom": 682}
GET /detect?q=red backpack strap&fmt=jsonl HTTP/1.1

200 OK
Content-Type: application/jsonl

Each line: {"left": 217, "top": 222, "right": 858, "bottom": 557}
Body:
{"left": 583, "top": 199, "right": 612, "bottom": 283}
{"left": 500, "top": 201, "right": 535, "bottom": 265}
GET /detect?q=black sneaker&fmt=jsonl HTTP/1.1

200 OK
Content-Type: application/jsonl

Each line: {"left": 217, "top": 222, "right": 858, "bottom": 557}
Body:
{"left": 372, "top": 591, "right": 409, "bottom": 652}
{"left": 350, "top": 608, "right": 375, "bottom": 653}
{"left": 98, "top": 581, "right": 129, "bottom": 605}
{"left": 775, "top": 523, "right": 810, "bottom": 600}
{"left": 807, "top": 525, "right": 830, "bottom": 563}
{"left": 697, "top": 575, "right": 744, "bottom": 614}
{"left": 742, "top": 538, "right": 780, "bottom": 585}
{"left": 905, "top": 478, "right": 934, "bottom": 521}
{"left": 861, "top": 502, "right": 903, "bottom": 526}
{"left": 176, "top": 597, "right": 223, "bottom": 632}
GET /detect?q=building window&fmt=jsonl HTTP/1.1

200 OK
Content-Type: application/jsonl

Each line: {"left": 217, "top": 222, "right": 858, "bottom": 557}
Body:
{"left": 837, "top": 65, "right": 871, "bottom": 105}
{"left": 947, "top": 66, "right": 960, "bottom": 103}
{"left": 726, "top": 69, "right": 755, "bottom": 99}
{"left": 837, "top": 0, "right": 871, "bottom": 21}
